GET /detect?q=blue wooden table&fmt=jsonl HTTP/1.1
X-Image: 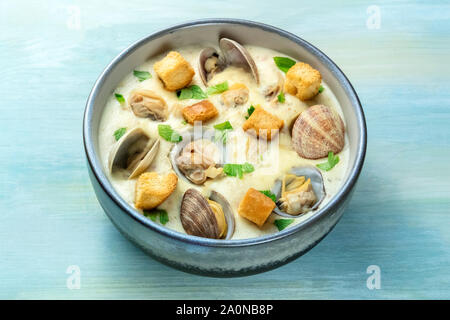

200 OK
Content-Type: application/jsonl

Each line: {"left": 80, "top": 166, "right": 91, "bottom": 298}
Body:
{"left": 1, "top": 0, "right": 449, "bottom": 299}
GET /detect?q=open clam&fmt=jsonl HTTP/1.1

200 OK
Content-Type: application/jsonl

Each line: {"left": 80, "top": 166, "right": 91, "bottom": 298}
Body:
{"left": 198, "top": 38, "right": 259, "bottom": 85}
{"left": 108, "top": 127, "right": 160, "bottom": 179}
{"left": 180, "top": 188, "right": 235, "bottom": 239}
{"left": 169, "top": 128, "right": 224, "bottom": 185}
{"left": 263, "top": 71, "right": 284, "bottom": 103}
{"left": 271, "top": 166, "right": 326, "bottom": 218}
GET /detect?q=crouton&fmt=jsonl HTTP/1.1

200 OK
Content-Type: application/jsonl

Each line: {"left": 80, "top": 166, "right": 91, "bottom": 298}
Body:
{"left": 182, "top": 100, "right": 218, "bottom": 124}
{"left": 242, "top": 106, "right": 284, "bottom": 140}
{"left": 238, "top": 188, "right": 276, "bottom": 227}
{"left": 284, "top": 62, "right": 322, "bottom": 101}
{"left": 154, "top": 51, "right": 195, "bottom": 91}
{"left": 221, "top": 83, "right": 249, "bottom": 107}
{"left": 135, "top": 172, "right": 178, "bottom": 210}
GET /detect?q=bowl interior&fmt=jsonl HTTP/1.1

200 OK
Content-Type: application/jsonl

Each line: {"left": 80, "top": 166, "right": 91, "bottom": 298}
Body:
{"left": 84, "top": 19, "right": 366, "bottom": 245}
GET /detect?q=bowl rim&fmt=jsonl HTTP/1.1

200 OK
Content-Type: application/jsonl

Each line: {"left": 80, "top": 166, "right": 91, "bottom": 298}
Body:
{"left": 83, "top": 18, "right": 367, "bottom": 248}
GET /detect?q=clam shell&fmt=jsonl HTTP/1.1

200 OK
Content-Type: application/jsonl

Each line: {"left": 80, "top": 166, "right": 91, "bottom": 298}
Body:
{"left": 291, "top": 104, "right": 345, "bottom": 159}
{"left": 219, "top": 38, "right": 259, "bottom": 84}
{"left": 169, "top": 128, "right": 224, "bottom": 185}
{"left": 198, "top": 47, "right": 224, "bottom": 85}
{"left": 271, "top": 166, "right": 326, "bottom": 218}
{"left": 108, "top": 127, "right": 160, "bottom": 179}
{"left": 180, "top": 189, "right": 235, "bottom": 239}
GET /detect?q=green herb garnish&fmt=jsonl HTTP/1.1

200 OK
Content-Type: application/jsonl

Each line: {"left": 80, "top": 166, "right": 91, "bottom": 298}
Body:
{"left": 115, "top": 93, "right": 125, "bottom": 104}
{"left": 277, "top": 91, "right": 285, "bottom": 103}
{"left": 245, "top": 105, "right": 255, "bottom": 119}
{"left": 207, "top": 81, "right": 229, "bottom": 95}
{"left": 213, "top": 121, "right": 233, "bottom": 131}
{"left": 274, "top": 219, "right": 294, "bottom": 231}
{"left": 113, "top": 127, "right": 126, "bottom": 141}
{"left": 144, "top": 209, "right": 169, "bottom": 225}
{"left": 158, "top": 124, "right": 182, "bottom": 142}
{"left": 273, "top": 57, "right": 296, "bottom": 73}
{"left": 223, "top": 162, "right": 255, "bottom": 179}
{"left": 316, "top": 151, "right": 340, "bottom": 171}
{"left": 214, "top": 121, "right": 233, "bottom": 144}
{"left": 318, "top": 85, "right": 324, "bottom": 93}
{"left": 133, "top": 70, "right": 152, "bottom": 82}
{"left": 181, "top": 120, "right": 188, "bottom": 125}
{"left": 259, "top": 190, "right": 277, "bottom": 203}
{"left": 177, "top": 85, "right": 207, "bottom": 100}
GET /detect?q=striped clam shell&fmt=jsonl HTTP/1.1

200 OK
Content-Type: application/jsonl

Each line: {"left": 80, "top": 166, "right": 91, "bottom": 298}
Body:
{"left": 291, "top": 105, "right": 345, "bottom": 159}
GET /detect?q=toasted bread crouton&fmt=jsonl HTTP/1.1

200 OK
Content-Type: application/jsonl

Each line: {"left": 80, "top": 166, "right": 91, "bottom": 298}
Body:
{"left": 154, "top": 51, "right": 195, "bottom": 91}
{"left": 238, "top": 188, "right": 276, "bottom": 227}
{"left": 220, "top": 83, "right": 249, "bottom": 107}
{"left": 242, "top": 106, "right": 284, "bottom": 140}
{"left": 284, "top": 62, "right": 322, "bottom": 101}
{"left": 135, "top": 172, "right": 178, "bottom": 210}
{"left": 182, "top": 100, "right": 218, "bottom": 124}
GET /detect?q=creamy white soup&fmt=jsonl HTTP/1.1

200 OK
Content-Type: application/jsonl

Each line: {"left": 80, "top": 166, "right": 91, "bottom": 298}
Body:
{"left": 98, "top": 42, "right": 349, "bottom": 239}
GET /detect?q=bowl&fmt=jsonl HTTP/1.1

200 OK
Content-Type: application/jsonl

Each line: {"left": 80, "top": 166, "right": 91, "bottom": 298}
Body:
{"left": 83, "top": 19, "right": 367, "bottom": 277}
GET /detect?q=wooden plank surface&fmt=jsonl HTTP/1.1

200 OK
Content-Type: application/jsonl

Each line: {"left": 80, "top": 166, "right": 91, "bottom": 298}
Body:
{"left": 0, "top": 0, "right": 449, "bottom": 299}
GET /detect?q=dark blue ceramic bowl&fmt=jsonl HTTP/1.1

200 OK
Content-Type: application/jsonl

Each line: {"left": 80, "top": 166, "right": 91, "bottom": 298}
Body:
{"left": 83, "top": 19, "right": 367, "bottom": 277}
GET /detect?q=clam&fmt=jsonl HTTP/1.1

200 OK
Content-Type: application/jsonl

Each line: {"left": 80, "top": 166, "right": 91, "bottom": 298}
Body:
{"left": 108, "top": 127, "right": 160, "bottom": 179}
{"left": 180, "top": 188, "right": 235, "bottom": 239}
{"left": 271, "top": 166, "right": 326, "bottom": 218}
{"left": 169, "top": 129, "right": 224, "bottom": 185}
{"left": 198, "top": 38, "right": 259, "bottom": 85}
{"left": 263, "top": 71, "right": 284, "bottom": 103}
{"left": 291, "top": 104, "right": 345, "bottom": 159}
{"left": 128, "top": 89, "right": 168, "bottom": 121}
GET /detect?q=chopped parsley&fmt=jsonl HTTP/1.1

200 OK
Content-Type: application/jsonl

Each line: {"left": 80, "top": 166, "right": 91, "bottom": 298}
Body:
{"left": 207, "top": 81, "right": 229, "bottom": 95}
{"left": 245, "top": 105, "right": 255, "bottom": 119}
{"left": 318, "top": 85, "right": 324, "bottom": 93}
{"left": 259, "top": 190, "right": 277, "bottom": 203}
{"left": 273, "top": 56, "right": 296, "bottom": 73}
{"left": 223, "top": 162, "right": 255, "bottom": 179}
{"left": 316, "top": 151, "right": 340, "bottom": 171}
{"left": 113, "top": 127, "right": 126, "bottom": 141}
{"left": 277, "top": 91, "right": 285, "bottom": 103}
{"left": 144, "top": 209, "right": 169, "bottom": 225}
{"left": 274, "top": 219, "right": 294, "bottom": 231}
{"left": 158, "top": 124, "right": 182, "bottom": 142}
{"left": 133, "top": 70, "right": 152, "bottom": 82}
{"left": 115, "top": 93, "right": 125, "bottom": 104}
{"left": 177, "top": 85, "right": 207, "bottom": 100}
{"left": 213, "top": 121, "right": 233, "bottom": 144}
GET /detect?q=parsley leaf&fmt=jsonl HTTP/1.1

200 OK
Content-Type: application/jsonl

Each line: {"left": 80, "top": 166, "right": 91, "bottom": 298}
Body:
{"left": 144, "top": 209, "right": 169, "bottom": 225}
{"left": 177, "top": 85, "right": 207, "bottom": 100}
{"left": 316, "top": 151, "right": 340, "bottom": 171}
{"left": 245, "top": 105, "right": 255, "bottom": 119}
{"left": 213, "top": 121, "right": 233, "bottom": 131}
{"left": 318, "top": 85, "right": 324, "bottom": 93}
{"left": 259, "top": 190, "right": 277, "bottom": 203}
{"left": 273, "top": 57, "right": 296, "bottom": 73}
{"left": 159, "top": 210, "right": 169, "bottom": 225}
{"left": 274, "top": 219, "right": 294, "bottom": 231}
{"left": 207, "top": 81, "right": 229, "bottom": 95}
{"left": 115, "top": 93, "right": 125, "bottom": 104}
{"left": 158, "top": 124, "right": 182, "bottom": 142}
{"left": 133, "top": 70, "right": 152, "bottom": 82}
{"left": 277, "top": 91, "right": 285, "bottom": 103}
{"left": 113, "top": 127, "right": 126, "bottom": 141}
{"left": 223, "top": 162, "right": 254, "bottom": 179}
{"left": 214, "top": 121, "right": 233, "bottom": 144}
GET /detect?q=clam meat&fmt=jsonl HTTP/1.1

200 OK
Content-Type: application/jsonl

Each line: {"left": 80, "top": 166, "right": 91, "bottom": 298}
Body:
{"left": 198, "top": 38, "right": 259, "bottom": 85}
{"left": 108, "top": 127, "right": 160, "bottom": 179}
{"left": 272, "top": 166, "right": 326, "bottom": 218}
{"left": 128, "top": 89, "right": 168, "bottom": 121}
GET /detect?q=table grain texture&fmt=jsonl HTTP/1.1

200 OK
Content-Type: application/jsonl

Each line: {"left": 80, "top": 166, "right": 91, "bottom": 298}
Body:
{"left": 0, "top": 0, "right": 449, "bottom": 299}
